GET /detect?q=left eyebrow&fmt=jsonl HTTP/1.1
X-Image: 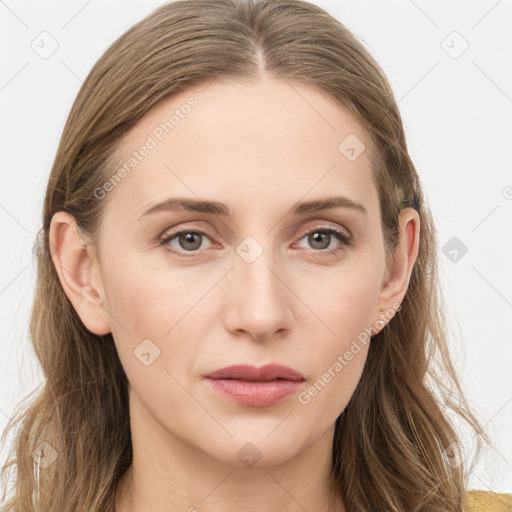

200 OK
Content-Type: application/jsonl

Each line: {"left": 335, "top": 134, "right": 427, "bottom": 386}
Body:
{"left": 137, "top": 195, "right": 368, "bottom": 220}
{"left": 291, "top": 196, "right": 367, "bottom": 217}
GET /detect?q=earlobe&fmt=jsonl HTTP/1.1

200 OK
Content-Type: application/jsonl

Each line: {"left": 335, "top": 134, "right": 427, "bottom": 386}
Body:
{"left": 371, "top": 207, "right": 420, "bottom": 335}
{"left": 48, "top": 211, "right": 111, "bottom": 335}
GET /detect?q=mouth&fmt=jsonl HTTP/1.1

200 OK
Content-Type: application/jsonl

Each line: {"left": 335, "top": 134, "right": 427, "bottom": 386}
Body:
{"left": 203, "top": 364, "right": 305, "bottom": 407}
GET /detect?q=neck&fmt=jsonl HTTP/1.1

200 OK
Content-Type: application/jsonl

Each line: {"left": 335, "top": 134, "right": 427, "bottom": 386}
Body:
{"left": 115, "top": 395, "right": 346, "bottom": 512}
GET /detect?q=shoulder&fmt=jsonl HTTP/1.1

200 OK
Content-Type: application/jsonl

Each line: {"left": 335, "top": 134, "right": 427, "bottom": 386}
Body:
{"left": 467, "top": 490, "right": 512, "bottom": 511}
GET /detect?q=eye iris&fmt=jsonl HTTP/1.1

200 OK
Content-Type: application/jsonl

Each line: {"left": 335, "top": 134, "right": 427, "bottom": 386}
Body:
{"left": 309, "top": 231, "right": 330, "bottom": 250}
{"left": 179, "top": 232, "right": 202, "bottom": 251}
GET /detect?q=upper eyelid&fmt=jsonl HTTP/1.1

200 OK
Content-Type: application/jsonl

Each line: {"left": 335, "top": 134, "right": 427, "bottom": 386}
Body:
{"left": 160, "top": 223, "right": 216, "bottom": 243}
{"left": 295, "top": 222, "right": 352, "bottom": 240}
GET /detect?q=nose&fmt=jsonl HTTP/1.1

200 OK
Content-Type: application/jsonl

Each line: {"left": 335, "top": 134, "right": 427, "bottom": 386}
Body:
{"left": 222, "top": 245, "right": 294, "bottom": 342}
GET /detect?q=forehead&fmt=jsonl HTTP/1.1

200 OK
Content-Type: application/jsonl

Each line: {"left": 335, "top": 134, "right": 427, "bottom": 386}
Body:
{"left": 103, "top": 74, "right": 378, "bottom": 222}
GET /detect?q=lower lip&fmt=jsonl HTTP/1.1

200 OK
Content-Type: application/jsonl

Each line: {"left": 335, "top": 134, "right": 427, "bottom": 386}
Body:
{"left": 204, "top": 378, "right": 304, "bottom": 407}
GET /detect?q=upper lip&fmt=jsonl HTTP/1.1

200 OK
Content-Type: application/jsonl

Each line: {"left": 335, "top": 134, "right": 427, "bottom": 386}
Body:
{"left": 204, "top": 364, "right": 305, "bottom": 382}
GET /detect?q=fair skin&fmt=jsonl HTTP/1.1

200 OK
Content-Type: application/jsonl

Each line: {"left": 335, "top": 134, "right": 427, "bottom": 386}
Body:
{"left": 49, "top": 73, "right": 419, "bottom": 512}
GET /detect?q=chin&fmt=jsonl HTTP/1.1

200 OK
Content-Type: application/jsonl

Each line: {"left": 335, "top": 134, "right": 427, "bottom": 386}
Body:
{"left": 199, "top": 431, "right": 310, "bottom": 469}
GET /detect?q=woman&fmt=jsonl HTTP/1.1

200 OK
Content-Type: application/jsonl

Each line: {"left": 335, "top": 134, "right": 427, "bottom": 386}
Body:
{"left": 1, "top": 0, "right": 511, "bottom": 510}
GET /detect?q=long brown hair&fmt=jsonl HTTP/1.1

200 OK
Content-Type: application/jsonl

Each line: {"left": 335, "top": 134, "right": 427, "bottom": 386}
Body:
{"left": 1, "top": 0, "right": 491, "bottom": 510}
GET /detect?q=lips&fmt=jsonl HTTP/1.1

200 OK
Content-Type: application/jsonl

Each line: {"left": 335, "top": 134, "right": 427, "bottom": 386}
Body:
{"left": 203, "top": 364, "right": 305, "bottom": 407}
{"left": 204, "top": 364, "right": 305, "bottom": 382}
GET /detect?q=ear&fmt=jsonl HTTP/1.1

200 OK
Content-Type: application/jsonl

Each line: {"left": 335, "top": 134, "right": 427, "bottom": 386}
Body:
{"left": 370, "top": 207, "right": 420, "bottom": 336}
{"left": 48, "top": 211, "right": 111, "bottom": 335}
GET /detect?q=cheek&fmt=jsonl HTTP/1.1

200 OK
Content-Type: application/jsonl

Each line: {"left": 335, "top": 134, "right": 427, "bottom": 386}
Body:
{"left": 296, "top": 292, "right": 373, "bottom": 422}
{"left": 101, "top": 255, "right": 222, "bottom": 382}
{"left": 299, "top": 260, "right": 381, "bottom": 340}
{"left": 103, "top": 263, "right": 207, "bottom": 427}
{"left": 297, "top": 341, "right": 369, "bottom": 425}
{"left": 103, "top": 253, "right": 203, "bottom": 330}
{"left": 100, "top": 259, "right": 179, "bottom": 365}
{"left": 293, "top": 266, "right": 380, "bottom": 415}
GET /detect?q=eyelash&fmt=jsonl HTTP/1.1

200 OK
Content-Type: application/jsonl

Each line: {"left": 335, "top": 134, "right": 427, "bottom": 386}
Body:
{"left": 158, "top": 224, "right": 353, "bottom": 258}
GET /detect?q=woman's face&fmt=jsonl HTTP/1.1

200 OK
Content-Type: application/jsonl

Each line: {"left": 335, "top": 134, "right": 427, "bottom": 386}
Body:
{"left": 76, "top": 73, "right": 413, "bottom": 466}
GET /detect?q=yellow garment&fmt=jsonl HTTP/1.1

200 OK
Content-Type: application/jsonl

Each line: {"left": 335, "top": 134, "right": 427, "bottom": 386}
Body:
{"left": 467, "top": 490, "right": 512, "bottom": 511}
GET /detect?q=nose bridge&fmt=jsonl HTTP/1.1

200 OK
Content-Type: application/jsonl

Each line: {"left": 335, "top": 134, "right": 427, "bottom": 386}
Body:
{"left": 223, "top": 233, "right": 292, "bottom": 340}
